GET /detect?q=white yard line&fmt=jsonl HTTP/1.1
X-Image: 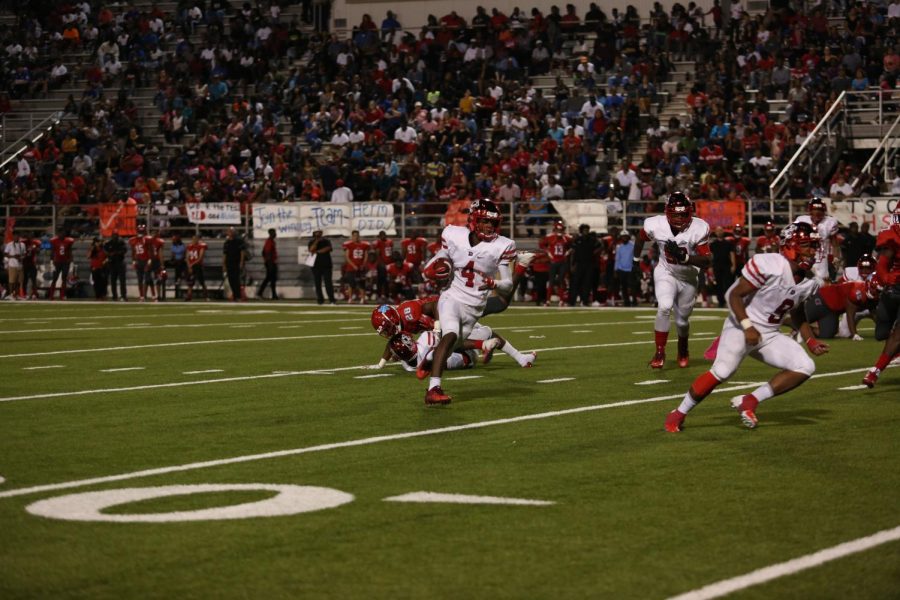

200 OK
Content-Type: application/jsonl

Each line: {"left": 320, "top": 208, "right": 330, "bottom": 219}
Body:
{"left": 537, "top": 378, "right": 576, "bottom": 383}
{"left": 99, "top": 367, "right": 145, "bottom": 373}
{"left": 636, "top": 380, "right": 670, "bottom": 385}
{"left": 666, "top": 524, "right": 900, "bottom": 600}
{"left": 383, "top": 492, "right": 554, "bottom": 506}
{"left": 0, "top": 332, "right": 374, "bottom": 359}
{"left": 837, "top": 385, "right": 869, "bottom": 391}
{"left": 571, "top": 330, "right": 593, "bottom": 333}
{"left": 2, "top": 318, "right": 370, "bottom": 334}
{"left": 340, "top": 326, "right": 363, "bottom": 330}
{"left": 446, "top": 375, "right": 483, "bottom": 381}
{"left": 22, "top": 365, "right": 65, "bottom": 371}
{"left": 0, "top": 365, "right": 875, "bottom": 501}
{"left": 182, "top": 369, "right": 224, "bottom": 375}
{"left": 354, "top": 374, "right": 394, "bottom": 379}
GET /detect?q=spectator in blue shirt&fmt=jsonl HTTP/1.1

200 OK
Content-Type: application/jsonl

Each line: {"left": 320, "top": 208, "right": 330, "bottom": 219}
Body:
{"left": 613, "top": 230, "right": 637, "bottom": 306}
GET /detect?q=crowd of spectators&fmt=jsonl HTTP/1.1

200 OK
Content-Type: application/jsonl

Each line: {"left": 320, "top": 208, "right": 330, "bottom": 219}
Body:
{"left": 0, "top": 0, "right": 898, "bottom": 242}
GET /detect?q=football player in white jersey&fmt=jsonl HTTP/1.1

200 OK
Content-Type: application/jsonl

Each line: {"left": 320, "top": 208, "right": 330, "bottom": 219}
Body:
{"left": 419, "top": 199, "right": 520, "bottom": 405}
{"left": 794, "top": 197, "right": 842, "bottom": 283}
{"left": 631, "top": 192, "right": 712, "bottom": 369}
{"left": 664, "top": 222, "right": 829, "bottom": 432}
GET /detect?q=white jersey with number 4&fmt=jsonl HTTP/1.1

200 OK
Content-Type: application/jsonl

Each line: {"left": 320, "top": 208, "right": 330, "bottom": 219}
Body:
{"left": 640, "top": 215, "right": 711, "bottom": 281}
{"left": 730, "top": 253, "right": 820, "bottom": 332}
{"left": 440, "top": 225, "right": 516, "bottom": 307}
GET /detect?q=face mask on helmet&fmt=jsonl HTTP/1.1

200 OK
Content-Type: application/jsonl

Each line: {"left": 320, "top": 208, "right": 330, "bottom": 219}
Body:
{"left": 389, "top": 332, "right": 417, "bottom": 362}
{"left": 665, "top": 193, "right": 693, "bottom": 232}
{"left": 371, "top": 305, "right": 401, "bottom": 338}
{"left": 808, "top": 198, "right": 827, "bottom": 225}
{"left": 892, "top": 206, "right": 900, "bottom": 235}
{"left": 780, "top": 223, "right": 819, "bottom": 270}
{"left": 857, "top": 254, "right": 875, "bottom": 278}
{"left": 468, "top": 200, "right": 502, "bottom": 242}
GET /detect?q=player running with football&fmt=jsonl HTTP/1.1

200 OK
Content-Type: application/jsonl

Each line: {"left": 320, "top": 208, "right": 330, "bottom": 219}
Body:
{"left": 419, "top": 199, "right": 525, "bottom": 405}
{"left": 794, "top": 197, "right": 842, "bottom": 283}
{"left": 862, "top": 205, "right": 900, "bottom": 388}
{"left": 631, "top": 192, "right": 712, "bottom": 369}
{"left": 665, "top": 222, "right": 829, "bottom": 432}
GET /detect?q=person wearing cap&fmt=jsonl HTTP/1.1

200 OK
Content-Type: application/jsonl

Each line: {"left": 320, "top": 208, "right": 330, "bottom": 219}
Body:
{"left": 613, "top": 230, "right": 637, "bottom": 306}
{"left": 331, "top": 179, "right": 353, "bottom": 202}
{"left": 531, "top": 40, "right": 550, "bottom": 74}
{"left": 308, "top": 229, "right": 336, "bottom": 305}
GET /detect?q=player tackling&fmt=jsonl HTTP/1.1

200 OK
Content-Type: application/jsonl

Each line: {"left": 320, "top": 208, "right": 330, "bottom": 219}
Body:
{"left": 419, "top": 199, "right": 521, "bottom": 405}
{"left": 632, "top": 192, "right": 712, "bottom": 368}
{"left": 665, "top": 222, "right": 829, "bottom": 432}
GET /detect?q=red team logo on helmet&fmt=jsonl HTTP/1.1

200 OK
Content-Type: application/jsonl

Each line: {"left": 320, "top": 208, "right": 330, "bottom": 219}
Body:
{"left": 808, "top": 197, "right": 827, "bottom": 224}
{"left": 468, "top": 199, "right": 502, "bottom": 242}
{"left": 371, "top": 304, "right": 401, "bottom": 338}
{"left": 665, "top": 192, "right": 693, "bottom": 232}
{"left": 857, "top": 254, "right": 876, "bottom": 278}
{"left": 553, "top": 219, "right": 565, "bottom": 233}
{"left": 779, "top": 222, "right": 820, "bottom": 270}
{"left": 388, "top": 332, "right": 418, "bottom": 362}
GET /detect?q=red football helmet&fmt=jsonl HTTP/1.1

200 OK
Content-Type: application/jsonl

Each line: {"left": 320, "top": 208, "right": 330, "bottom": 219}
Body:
{"left": 137, "top": 224, "right": 147, "bottom": 234}
{"left": 665, "top": 192, "right": 693, "bottom": 233}
{"left": 553, "top": 219, "right": 565, "bottom": 233}
{"left": 808, "top": 197, "right": 827, "bottom": 225}
{"left": 371, "top": 304, "right": 402, "bottom": 338}
{"left": 763, "top": 221, "right": 776, "bottom": 234}
{"left": 733, "top": 223, "right": 744, "bottom": 236}
{"left": 468, "top": 199, "right": 502, "bottom": 242}
{"left": 857, "top": 254, "right": 876, "bottom": 278}
{"left": 892, "top": 204, "right": 900, "bottom": 235}
{"left": 388, "top": 332, "right": 417, "bottom": 362}
{"left": 780, "top": 222, "right": 820, "bottom": 270}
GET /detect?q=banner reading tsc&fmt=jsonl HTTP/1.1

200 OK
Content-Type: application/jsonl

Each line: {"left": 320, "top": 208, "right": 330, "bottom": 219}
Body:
{"left": 828, "top": 198, "right": 898, "bottom": 231}
{"left": 694, "top": 200, "right": 746, "bottom": 229}
{"left": 99, "top": 202, "right": 138, "bottom": 236}
{"left": 253, "top": 203, "right": 397, "bottom": 238}
{"left": 186, "top": 202, "right": 242, "bottom": 225}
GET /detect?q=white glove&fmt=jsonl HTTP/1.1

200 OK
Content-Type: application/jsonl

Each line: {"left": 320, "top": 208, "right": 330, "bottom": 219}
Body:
{"left": 852, "top": 333, "right": 864, "bottom": 342}
{"left": 368, "top": 358, "right": 388, "bottom": 369}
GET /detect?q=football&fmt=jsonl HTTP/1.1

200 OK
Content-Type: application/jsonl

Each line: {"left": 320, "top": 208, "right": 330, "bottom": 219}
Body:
{"left": 427, "top": 257, "right": 453, "bottom": 282}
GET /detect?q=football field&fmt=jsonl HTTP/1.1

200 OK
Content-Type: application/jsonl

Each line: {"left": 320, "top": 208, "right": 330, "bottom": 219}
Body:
{"left": 0, "top": 302, "right": 898, "bottom": 599}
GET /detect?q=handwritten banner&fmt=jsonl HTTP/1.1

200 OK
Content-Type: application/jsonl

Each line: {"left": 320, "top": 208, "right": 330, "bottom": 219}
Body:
{"left": 99, "top": 202, "right": 138, "bottom": 236}
{"left": 187, "top": 202, "right": 242, "bottom": 225}
{"left": 694, "top": 200, "right": 746, "bottom": 229}
{"left": 828, "top": 198, "right": 898, "bottom": 231}
{"left": 550, "top": 200, "right": 610, "bottom": 233}
{"left": 253, "top": 203, "right": 397, "bottom": 238}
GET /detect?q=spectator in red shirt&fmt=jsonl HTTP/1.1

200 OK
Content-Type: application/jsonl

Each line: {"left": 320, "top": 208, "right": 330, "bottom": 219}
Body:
{"left": 540, "top": 220, "right": 572, "bottom": 306}
{"left": 49, "top": 228, "right": 75, "bottom": 300}
{"left": 89, "top": 237, "right": 108, "bottom": 300}
{"left": 129, "top": 225, "right": 153, "bottom": 301}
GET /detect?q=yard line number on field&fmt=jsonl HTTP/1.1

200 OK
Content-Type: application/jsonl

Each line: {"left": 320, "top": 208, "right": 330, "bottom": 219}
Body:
{"left": 0, "top": 365, "right": 885, "bottom": 501}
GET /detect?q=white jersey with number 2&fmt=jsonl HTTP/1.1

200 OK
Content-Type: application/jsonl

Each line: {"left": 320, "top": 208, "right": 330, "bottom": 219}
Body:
{"left": 641, "top": 215, "right": 711, "bottom": 281}
{"left": 730, "top": 253, "right": 820, "bottom": 332}
{"left": 440, "top": 225, "right": 516, "bottom": 307}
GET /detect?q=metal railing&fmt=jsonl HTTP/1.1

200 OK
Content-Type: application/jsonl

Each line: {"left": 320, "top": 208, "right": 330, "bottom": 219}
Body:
{"left": 0, "top": 110, "right": 65, "bottom": 172}
{"left": 769, "top": 91, "right": 848, "bottom": 201}
{"left": 852, "top": 111, "right": 900, "bottom": 193}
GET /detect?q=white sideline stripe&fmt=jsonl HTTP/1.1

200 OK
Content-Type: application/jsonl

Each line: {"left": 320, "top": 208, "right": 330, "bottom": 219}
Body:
{"left": 74, "top": 322, "right": 99, "bottom": 325}
{"left": 1, "top": 317, "right": 370, "bottom": 333}
{"left": 229, "top": 325, "right": 254, "bottom": 328}
{"left": 0, "top": 366, "right": 879, "bottom": 500}
{"left": 22, "top": 365, "right": 64, "bottom": 371}
{"left": 100, "top": 367, "right": 145, "bottom": 373}
{"left": 0, "top": 332, "right": 374, "bottom": 359}
{"left": 537, "top": 378, "right": 575, "bottom": 383}
{"left": 447, "top": 375, "right": 483, "bottom": 381}
{"left": 838, "top": 385, "right": 868, "bottom": 391}
{"left": 666, "top": 524, "right": 900, "bottom": 600}
{"left": 340, "top": 326, "right": 363, "bottom": 330}
{"left": 125, "top": 323, "right": 151, "bottom": 327}
{"left": 182, "top": 369, "right": 224, "bottom": 375}
{"left": 636, "top": 380, "right": 670, "bottom": 385}
{"left": 383, "top": 492, "right": 554, "bottom": 506}
{"left": 571, "top": 330, "right": 593, "bottom": 333}
{"left": 354, "top": 374, "right": 394, "bottom": 379}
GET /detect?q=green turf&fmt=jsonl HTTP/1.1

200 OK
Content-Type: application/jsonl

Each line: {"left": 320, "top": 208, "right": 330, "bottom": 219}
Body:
{"left": 0, "top": 301, "right": 897, "bottom": 599}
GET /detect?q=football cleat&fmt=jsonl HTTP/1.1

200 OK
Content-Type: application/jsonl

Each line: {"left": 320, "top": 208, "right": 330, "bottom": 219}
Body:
{"left": 649, "top": 352, "right": 665, "bottom": 369}
{"left": 425, "top": 386, "right": 452, "bottom": 406}
{"left": 862, "top": 368, "right": 880, "bottom": 388}
{"left": 677, "top": 354, "right": 689, "bottom": 368}
{"left": 730, "top": 395, "right": 759, "bottom": 429}
{"left": 416, "top": 359, "right": 433, "bottom": 381}
{"left": 522, "top": 352, "right": 537, "bottom": 368}
{"left": 481, "top": 337, "right": 501, "bottom": 365}
{"left": 664, "top": 409, "right": 686, "bottom": 432}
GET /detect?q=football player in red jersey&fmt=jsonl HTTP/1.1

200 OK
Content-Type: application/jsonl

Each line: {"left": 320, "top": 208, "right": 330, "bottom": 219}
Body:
{"left": 186, "top": 234, "right": 209, "bottom": 301}
{"left": 539, "top": 220, "right": 572, "bottom": 306}
{"left": 370, "top": 297, "right": 438, "bottom": 368}
{"left": 386, "top": 251, "right": 415, "bottom": 301}
{"left": 400, "top": 232, "right": 428, "bottom": 273}
{"left": 862, "top": 206, "right": 900, "bottom": 387}
{"left": 373, "top": 230, "right": 394, "bottom": 299}
{"left": 755, "top": 221, "right": 779, "bottom": 254}
{"left": 804, "top": 277, "right": 880, "bottom": 339}
{"left": 129, "top": 224, "right": 153, "bottom": 301}
{"left": 48, "top": 228, "right": 75, "bottom": 300}
{"left": 21, "top": 233, "right": 41, "bottom": 299}
{"left": 146, "top": 229, "right": 165, "bottom": 301}
{"left": 731, "top": 223, "right": 750, "bottom": 273}
{"left": 342, "top": 230, "right": 370, "bottom": 303}
{"left": 666, "top": 222, "right": 827, "bottom": 432}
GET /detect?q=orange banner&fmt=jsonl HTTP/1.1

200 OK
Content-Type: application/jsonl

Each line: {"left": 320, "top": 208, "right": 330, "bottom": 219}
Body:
{"left": 694, "top": 200, "right": 746, "bottom": 230}
{"left": 99, "top": 202, "right": 138, "bottom": 236}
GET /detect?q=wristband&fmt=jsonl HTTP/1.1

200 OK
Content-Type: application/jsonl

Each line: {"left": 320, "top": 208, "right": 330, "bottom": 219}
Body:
{"left": 377, "top": 358, "right": 387, "bottom": 368}
{"left": 805, "top": 337, "right": 820, "bottom": 351}
{"left": 740, "top": 318, "right": 754, "bottom": 331}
